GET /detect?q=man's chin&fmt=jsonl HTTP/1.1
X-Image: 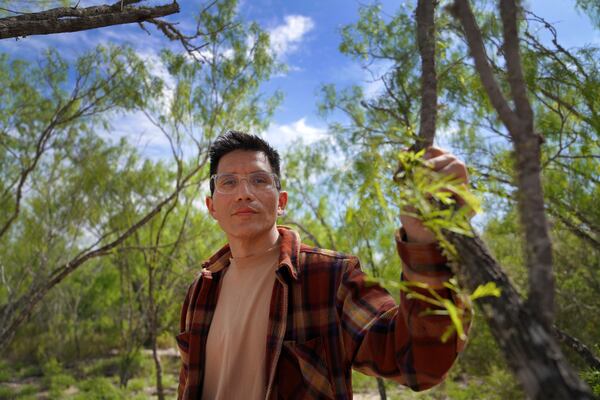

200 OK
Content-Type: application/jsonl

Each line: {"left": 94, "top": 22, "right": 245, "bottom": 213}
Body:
{"left": 228, "top": 223, "right": 268, "bottom": 239}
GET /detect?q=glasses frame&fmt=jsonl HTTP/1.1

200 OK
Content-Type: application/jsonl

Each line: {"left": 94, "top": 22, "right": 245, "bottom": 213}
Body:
{"left": 210, "top": 171, "right": 281, "bottom": 194}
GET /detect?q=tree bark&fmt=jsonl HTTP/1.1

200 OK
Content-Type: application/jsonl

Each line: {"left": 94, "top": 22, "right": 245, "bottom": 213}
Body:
{"left": 415, "top": 0, "right": 438, "bottom": 151}
{"left": 446, "top": 232, "right": 591, "bottom": 399}
{"left": 0, "top": 1, "right": 179, "bottom": 40}
{"left": 376, "top": 377, "right": 387, "bottom": 400}
{"left": 497, "top": 0, "right": 555, "bottom": 330}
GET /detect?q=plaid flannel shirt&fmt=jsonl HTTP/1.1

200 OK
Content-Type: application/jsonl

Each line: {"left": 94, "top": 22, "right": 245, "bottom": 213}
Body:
{"left": 176, "top": 226, "right": 468, "bottom": 399}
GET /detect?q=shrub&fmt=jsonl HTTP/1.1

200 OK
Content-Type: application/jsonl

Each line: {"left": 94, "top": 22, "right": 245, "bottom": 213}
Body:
{"left": 75, "top": 377, "right": 124, "bottom": 400}
{"left": 581, "top": 368, "right": 600, "bottom": 396}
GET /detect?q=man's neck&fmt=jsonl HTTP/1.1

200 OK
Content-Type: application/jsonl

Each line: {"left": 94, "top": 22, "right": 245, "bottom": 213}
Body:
{"left": 227, "top": 226, "right": 280, "bottom": 259}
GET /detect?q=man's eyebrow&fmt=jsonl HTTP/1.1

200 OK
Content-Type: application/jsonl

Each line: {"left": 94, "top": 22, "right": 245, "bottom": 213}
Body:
{"left": 216, "top": 169, "right": 271, "bottom": 175}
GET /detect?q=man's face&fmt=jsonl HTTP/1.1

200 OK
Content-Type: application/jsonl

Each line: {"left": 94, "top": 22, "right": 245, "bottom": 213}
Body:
{"left": 205, "top": 150, "right": 287, "bottom": 242}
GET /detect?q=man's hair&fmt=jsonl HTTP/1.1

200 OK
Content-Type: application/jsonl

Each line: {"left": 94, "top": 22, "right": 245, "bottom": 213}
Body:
{"left": 208, "top": 130, "right": 281, "bottom": 195}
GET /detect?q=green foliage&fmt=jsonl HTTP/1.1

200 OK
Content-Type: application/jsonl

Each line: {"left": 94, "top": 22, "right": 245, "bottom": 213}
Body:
{"left": 581, "top": 369, "right": 600, "bottom": 396}
{"left": 393, "top": 150, "right": 481, "bottom": 258}
{"left": 42, "top": 358, "right": 76, "bottom": 398}
{"left": 0, "top": 384, "right": 15, "bottom": 399}
{"left": 0, "top": 360, "right": 10, "bottom": 382}
{"left": 74, "top": 377, "right": 124, "bottom": 400}
{"left": 443, "top": 366, "right": 523, "bottom": 400}
{"left": 576, "top": 0, "right": 600, "bottom": 28}
{"left": 470, "top": 282, "right": 501, "bottom": 301}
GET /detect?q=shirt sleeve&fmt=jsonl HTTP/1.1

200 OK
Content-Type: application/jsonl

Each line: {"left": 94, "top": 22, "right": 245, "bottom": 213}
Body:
{"left": 338, "top": 229, "right": 470, "bottom": 391}
{"left": 395, "top": 228, "right": 453, "bottom": 289}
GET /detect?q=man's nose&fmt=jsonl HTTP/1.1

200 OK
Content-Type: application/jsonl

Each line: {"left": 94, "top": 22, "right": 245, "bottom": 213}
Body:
{"left": 235, "top": 178, "right": 255, "bottom": 199}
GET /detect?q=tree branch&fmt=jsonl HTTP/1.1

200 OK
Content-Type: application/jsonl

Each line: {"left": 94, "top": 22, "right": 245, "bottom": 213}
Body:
{"left": 453, "top": 0, "right": 555, "bottom": 329}
{"left": 554, "top": 327, "right": 600, "bottom": 371}
{"left": 449, "top": 0, "right": 520, "bottom": 133}
{"left": 415, "top": 0, "right": 438, "bottom": 151}
{"left": 0, "top": 1, "right": 179, "bottom": 40}
{"left": 281, "top": 220, "right": 324, "bottom": 249}
{"left": 499, "top": 0, "right": 533, "bottom": 122}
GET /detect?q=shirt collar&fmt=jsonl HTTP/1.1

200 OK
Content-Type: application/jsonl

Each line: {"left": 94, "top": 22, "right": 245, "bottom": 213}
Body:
{"left": 201, "top": 225, "right": 301, "bottom": 280}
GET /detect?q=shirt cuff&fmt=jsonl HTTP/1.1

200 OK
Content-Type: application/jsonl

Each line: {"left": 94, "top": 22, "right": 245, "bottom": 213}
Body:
{"left": 395, "top": 228, "right": 453, "bottom": 289}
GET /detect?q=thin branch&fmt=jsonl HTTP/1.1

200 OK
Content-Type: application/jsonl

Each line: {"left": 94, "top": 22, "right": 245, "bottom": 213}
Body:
{"left": 449, "top": 0, "right": 520, "bottom": 133}
{"left": 281, "top": 220, "right": 324, "bottom": 249}
{"left": 554, "top": 327, "right": 600, "bottom": 371}
{"left": 499, "top": 0, "right": 533, "bottom": 122}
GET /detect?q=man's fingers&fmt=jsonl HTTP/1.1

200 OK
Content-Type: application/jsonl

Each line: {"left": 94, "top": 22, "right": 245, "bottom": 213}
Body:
{"left": 423, "top": 146, "right": 445, "bottom": 159}
{"left": 425, "top": 154, "right": 455, "bottom": 171}
{"left": 438, "top": 160, "right": 469, "bottom": 182}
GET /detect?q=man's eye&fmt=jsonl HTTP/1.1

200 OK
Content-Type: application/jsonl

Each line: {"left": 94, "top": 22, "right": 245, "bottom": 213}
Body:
{"left": 251, "top": 174, "right": 270, "bottom": 185}
{"left": 219, "top": 177, "right": 237, "bottom": 186}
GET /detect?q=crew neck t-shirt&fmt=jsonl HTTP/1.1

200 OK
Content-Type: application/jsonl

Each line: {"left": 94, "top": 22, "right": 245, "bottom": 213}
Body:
{"left": 201, "top": 244, "right": 280, "bottom": 400}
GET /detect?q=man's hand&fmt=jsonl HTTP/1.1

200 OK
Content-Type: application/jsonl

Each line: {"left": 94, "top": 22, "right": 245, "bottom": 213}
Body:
{"left": 400, "top": 146, "right": 470, "bottom": 243}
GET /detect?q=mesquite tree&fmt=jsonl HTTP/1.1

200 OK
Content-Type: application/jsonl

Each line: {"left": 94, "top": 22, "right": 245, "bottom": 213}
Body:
{"left": 407, "top": 0, "right": 593, "bottom": 398}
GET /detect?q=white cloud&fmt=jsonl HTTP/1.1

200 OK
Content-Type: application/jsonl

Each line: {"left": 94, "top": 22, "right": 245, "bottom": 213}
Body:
{"left": 263, "top": 118, "right": 327, "bottom": 150}
{"left": 268, "top": 15, "right": 315, "bottom": 59}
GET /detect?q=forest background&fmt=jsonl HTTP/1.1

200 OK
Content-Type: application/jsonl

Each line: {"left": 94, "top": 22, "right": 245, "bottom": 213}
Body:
{"left": 0, "top": 0, "right": 599, "bottom": 399}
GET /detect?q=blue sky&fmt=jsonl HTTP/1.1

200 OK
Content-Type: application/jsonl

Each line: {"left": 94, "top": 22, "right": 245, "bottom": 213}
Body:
{"left": 1, "top": 0, "right": 598, "bottom": 155}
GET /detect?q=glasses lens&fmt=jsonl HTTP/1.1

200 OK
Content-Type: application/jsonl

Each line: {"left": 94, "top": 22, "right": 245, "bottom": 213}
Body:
{"left": 214, "top": 172, "right": 277, "bottom": 193}
{"left": 215, "top": 175, "right": 238, "bottom": 193}
{"left": 249, "top": 172, "right": 275, "bottom": 188}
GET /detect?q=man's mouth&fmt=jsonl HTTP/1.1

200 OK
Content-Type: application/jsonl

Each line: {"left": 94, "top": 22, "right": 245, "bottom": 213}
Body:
{"left": 232, "top": 207, "right": 258, "bottom": 216}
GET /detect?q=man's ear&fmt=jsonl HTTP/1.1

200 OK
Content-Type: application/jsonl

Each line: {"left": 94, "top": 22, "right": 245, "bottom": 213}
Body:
{"left": 277, "top": 191, "right": 288, "bottom": 216}
{"left": 206, "top": 196, "right": 217, "bottom": 219}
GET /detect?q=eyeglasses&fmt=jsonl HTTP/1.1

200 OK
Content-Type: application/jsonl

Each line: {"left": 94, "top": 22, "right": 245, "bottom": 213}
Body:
{"left": 210, "top": 172, "right": 280, "bottom": 194}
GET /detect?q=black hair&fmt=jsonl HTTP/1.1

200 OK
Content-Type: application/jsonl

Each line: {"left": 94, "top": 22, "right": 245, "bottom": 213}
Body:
{"left": 208, "top": 130, "right": 281, "bottom": 195}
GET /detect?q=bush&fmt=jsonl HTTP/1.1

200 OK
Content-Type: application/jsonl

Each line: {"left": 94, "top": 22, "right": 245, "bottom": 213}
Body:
{"left": 17, "top": 365, "right": 42, "bottom": 379}
{"left": 16, "top": 384, "right": 38, "bottom": 399}
{"left": 82, "top": 357, "right": 121, "bottom": 377}
{"left": 444, "top": 366, "right": 523, "bottom": 400}
{"left": 125, "top": 377, "right": 148, "bottom": 392}
{"left": 581, "top": 368, "right": 600, "bottom": 396}
{"left": 74, "top": 377, "right": 124, "bottom": 400}
{"left": 41, "top": 358, "right": 62, "bottom": 381}
{"left": 41, "top": 358, "right": 76, "bottom": 399}
{"left": 0, "top": 361, "right": 11, "bottom": 382}
{"left": 0, "top": 384, "right": 15, "bottom": 400}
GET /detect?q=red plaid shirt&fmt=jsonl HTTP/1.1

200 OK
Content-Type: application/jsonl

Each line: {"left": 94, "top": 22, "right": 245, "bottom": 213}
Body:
{"left": 177, "top": 226, "right": 468, "bottom": 399}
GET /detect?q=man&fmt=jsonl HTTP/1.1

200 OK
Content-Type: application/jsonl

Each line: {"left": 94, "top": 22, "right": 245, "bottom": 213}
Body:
{"left": 177, "top": 130, "right": 470, "bottom": 399}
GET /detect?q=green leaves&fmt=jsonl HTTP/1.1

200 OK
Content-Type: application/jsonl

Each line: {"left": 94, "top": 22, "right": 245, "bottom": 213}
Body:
{"left": 394, "top": 149, "right": 481, "bottom": 256}
{"left": 470, "top": 281, "right": 501, "bottom": 301}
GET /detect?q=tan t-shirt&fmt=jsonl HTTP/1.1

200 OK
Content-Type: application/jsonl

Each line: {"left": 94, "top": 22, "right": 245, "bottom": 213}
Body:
{"left": 201, "top": 244, "right": 280, "bottom": 400}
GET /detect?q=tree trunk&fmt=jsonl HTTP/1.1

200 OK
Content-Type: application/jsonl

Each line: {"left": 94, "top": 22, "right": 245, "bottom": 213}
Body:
{"left": 151, "top": 333, "right": 165, "bottom": 400}
{"left": 446, "top": 231, "right": 592, "bottom": 399}
{"left": 376, "top": 377, "right": 387, "bottom": 400}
